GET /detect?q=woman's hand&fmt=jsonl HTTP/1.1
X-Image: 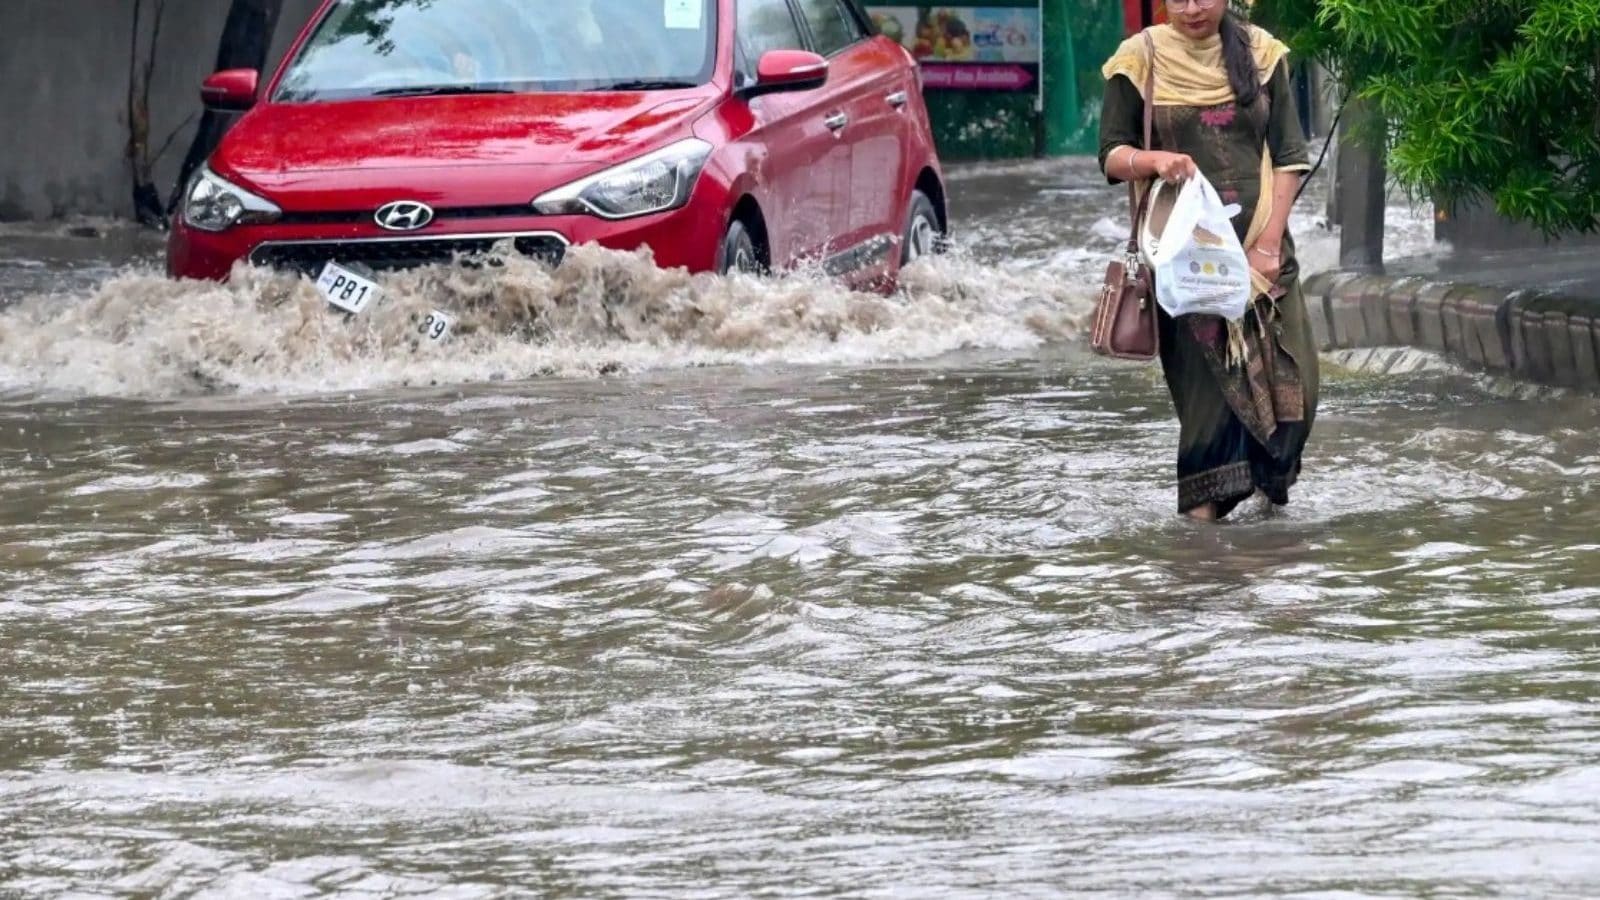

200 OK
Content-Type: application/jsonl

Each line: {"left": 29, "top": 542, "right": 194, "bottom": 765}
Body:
{"left": 1247, "top": 242, "right": 1282, "bottom": 286}
{"left": 1152, "top": 152, "right": 1198, "bottom": 183}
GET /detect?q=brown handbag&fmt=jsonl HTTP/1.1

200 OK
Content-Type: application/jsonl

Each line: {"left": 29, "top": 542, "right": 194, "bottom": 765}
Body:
{"left": 1089, "top": 30, "right": 1160, "bottom": 362}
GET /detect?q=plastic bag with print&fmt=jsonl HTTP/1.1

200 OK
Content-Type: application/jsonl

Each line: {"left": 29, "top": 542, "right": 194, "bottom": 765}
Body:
{"left": 1139, "top": 172, "right": 1251, "bottom": 322}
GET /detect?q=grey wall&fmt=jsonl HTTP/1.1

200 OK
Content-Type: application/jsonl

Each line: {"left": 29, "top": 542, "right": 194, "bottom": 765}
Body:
{"left": 0, "top": 0, "right": 322, "bottom": 220}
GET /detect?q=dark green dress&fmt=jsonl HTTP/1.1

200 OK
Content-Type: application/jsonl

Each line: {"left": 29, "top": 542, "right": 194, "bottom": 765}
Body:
{"left": 1098, "top": 61, "right": 1318, "bottom": 516}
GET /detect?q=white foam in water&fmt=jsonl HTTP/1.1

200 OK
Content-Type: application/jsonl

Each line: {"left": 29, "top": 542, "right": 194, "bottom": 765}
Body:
{"left": 0, "top": 158, "right": 1442, "bottom": 401}
{"left": 0, "top": 244, "right": 1089, "bottom": 400}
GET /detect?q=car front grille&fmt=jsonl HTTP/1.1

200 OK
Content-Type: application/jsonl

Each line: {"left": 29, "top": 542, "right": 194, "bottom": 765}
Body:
{"left": 249, "top": 233, "right": 567, "bottom": 276}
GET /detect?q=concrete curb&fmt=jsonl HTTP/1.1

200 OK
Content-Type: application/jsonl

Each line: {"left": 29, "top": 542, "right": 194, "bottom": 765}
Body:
{"left": 1303, "top": 271, "right": 1600, "bottom": 391}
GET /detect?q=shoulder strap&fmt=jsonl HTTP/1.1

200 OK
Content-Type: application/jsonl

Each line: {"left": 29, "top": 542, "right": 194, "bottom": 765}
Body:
{"left": 1126, "top": 29, "right": 1157, "bottom": 250}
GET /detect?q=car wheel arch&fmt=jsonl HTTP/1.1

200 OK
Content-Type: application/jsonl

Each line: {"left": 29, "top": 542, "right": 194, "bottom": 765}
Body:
{"left": 912, "top": 167, "right": 949, "bottom": 237}
{"left": 726, "top": 194, "right": 772, "bottom": 271}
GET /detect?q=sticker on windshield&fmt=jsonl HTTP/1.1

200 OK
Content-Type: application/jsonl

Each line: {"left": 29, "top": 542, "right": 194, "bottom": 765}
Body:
{"left": 664, "top": 0, "right": 702, "bottom": 29}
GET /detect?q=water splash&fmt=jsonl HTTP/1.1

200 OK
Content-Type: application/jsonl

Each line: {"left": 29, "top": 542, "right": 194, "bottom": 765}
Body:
{"left": 0, "top": 245, "right": 1090, "bottom": 400}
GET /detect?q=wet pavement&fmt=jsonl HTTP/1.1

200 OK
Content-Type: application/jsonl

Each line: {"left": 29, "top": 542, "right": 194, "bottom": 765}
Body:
{"left": 4, "top": 159, "right": 1600, "bottom": 897}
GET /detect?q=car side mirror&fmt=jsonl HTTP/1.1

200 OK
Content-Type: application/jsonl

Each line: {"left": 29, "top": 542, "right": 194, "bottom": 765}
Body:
{"left": 201, "top": 69, "right": 260, "bottom": 112}
{"left": 741, "top": 50, "right": 828, "bottom": 98}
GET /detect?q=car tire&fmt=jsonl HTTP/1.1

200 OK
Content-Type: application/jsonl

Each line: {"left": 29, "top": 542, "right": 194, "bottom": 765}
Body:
{"left": 718, "top": 219, "right": 761, "bottom": 276}
{"left": 901, "top": 190, "right": 942, "bottom": 266}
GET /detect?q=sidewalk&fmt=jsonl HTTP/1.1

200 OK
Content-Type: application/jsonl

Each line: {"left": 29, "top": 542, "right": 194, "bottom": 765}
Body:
{"left": 1303, "top": 247, "right": 1600, "bottom": 391}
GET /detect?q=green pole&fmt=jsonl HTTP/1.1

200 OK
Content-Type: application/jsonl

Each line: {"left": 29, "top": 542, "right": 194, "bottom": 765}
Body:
{"left": 1042, "top": 0, "right": 1082, "bottom": 155}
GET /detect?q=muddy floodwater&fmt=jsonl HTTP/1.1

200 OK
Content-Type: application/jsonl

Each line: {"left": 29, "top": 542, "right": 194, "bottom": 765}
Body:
{"left": 4, "top": 160, "right": 1600, "bottom": 897}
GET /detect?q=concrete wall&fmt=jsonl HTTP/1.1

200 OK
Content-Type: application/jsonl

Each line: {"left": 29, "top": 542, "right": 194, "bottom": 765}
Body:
{"left": 0, "top": 0, "right": 321, "bottom": 220}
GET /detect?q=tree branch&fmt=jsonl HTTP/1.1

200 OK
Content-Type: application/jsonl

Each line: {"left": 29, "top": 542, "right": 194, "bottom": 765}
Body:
{"left": 154, "top": 111, "right": 199, "bottom": 165}
{"left": 127, "top": 0, "right": 142, "bottom": 162}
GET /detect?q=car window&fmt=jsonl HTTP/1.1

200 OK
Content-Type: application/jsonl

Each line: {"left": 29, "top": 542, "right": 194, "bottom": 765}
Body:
{"left": 738, "top": 0, "right": 805, "bottom": 62}
{"left": 794, "top": 0, "right": 863, "bottom": 57}
{"left": 276, "top": 0, "right": 717, "bottom": 101}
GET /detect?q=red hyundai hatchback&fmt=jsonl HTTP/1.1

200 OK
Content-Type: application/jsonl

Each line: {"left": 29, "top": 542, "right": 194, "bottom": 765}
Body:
{"left": 167, "top": 0, "right": 948, "bottom": 289}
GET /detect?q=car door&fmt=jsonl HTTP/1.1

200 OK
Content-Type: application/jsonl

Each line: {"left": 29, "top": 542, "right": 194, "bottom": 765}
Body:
{"left": 847, "top": 35, "right": 919, "bottom": 278}
{"left": 788, "top": 0, "right": 875, "bottom": 273}
{"left": 736, "top": 0, "right": 847, "bottom": 270}
{"left": 806, "top": 1, "right": 908, "bottom": 269}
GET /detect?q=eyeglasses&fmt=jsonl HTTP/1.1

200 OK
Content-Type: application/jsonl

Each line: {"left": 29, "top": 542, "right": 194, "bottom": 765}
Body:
{"left": 1166, "top": 0, "right": 1219, "bottom": 10}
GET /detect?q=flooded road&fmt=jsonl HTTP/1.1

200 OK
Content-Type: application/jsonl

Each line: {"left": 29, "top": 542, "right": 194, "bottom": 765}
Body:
{"left": 5, "top": 160, "right": 1600, "bottom": 897}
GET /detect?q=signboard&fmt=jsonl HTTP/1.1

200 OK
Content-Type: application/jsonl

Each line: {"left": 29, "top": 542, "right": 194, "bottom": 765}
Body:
{"left": 868, "top": 6, "right": 1043, "bottom": 92}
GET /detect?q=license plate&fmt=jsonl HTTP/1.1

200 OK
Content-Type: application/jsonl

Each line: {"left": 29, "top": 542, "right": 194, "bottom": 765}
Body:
{"left": 419, "top": 309, "right": 454, "bottom": 343}
{"left": 315, "top": 261, "right": 380, "bottom": 315}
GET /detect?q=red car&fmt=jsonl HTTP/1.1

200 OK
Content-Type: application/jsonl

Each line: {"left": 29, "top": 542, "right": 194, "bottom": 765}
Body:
{"left": 167, "top": 0, "right": 948, "bottom": 290}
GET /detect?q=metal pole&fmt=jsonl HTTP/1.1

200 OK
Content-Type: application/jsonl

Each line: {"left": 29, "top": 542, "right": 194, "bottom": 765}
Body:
{"left": 1036, "top": 0, "right": 1045, "bottom": 114}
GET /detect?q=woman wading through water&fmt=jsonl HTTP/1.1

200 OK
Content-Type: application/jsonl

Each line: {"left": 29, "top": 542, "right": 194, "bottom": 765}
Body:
{"left": 1099, "top": 0, "right": 1315, "bottom": 521}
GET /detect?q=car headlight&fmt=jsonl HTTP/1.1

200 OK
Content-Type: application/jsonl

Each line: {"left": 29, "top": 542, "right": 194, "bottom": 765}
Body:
{"left": 532, "top": 139, "right": 712, "bottom": 219}
{"left": 182, "top": 165, "right": 281, "bottom": 232}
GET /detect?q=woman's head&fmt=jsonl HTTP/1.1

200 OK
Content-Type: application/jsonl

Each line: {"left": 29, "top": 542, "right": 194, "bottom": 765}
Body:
{"left": 1165, "top": 0, "right": 1263, "bottom": 109}
{"left": 1165, "top": 0, "right": 1226, "bottom": 41}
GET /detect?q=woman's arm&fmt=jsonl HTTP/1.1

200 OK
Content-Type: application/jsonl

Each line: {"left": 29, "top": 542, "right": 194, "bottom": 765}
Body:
{"left": 1247, "top": 169, "right": 1300, "bottom": 285}
{"left": 1098, "top": 75, "right": 1198, "bottom": 184}
{"left": 1108, "top": 146, "right": 1199, "bottom": 183}
{"left": 1248, "top": 168, "right": 1299, "bottom": 254}
{"left": 1250, "top": 60, "right": 1313, "bottom": 285}
{"left": 1097, "top": 75, "right": 1143, "bottom": 183}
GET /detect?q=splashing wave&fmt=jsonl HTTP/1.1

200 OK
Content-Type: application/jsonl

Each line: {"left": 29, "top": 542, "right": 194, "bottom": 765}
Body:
{"left": 0, "top": 246, "right": 1093, "bottom": 399}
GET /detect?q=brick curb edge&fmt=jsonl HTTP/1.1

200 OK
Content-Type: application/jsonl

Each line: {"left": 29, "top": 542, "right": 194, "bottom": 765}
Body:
{"left": 1302, "top": 271, "right": 1600, "bottom": 391}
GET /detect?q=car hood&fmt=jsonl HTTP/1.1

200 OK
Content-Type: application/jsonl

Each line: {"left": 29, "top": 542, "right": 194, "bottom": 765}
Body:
{"left": 217, "top": 91, "right": 716, "bottom": 176}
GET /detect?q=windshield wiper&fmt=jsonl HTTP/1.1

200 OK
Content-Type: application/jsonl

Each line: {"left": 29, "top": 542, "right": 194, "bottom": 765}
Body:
{"left": 595, "top": 79, "right": 698, "bottom": 92}
{"left": 372, "top": 85, "right": 516, "bottom": 97}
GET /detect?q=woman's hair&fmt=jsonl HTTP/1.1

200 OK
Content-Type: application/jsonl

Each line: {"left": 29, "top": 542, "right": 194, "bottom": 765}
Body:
{"left": 1217, "top": 11, "right": 1262, "bottom": 108}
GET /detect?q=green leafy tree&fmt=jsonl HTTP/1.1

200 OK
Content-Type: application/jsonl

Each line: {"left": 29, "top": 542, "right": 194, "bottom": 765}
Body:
{"left": 1253, "top": 0, "right": 1600, "bottom": 234}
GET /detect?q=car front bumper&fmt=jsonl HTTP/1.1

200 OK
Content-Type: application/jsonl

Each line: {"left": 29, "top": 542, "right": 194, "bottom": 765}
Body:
{"left": 167, "top": 203, "right": 724, "bottom": 282}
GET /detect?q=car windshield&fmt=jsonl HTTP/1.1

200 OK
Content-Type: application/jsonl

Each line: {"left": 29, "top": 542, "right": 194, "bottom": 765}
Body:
{"left": 275, "top": 0, "right": 717, "bottom": 101}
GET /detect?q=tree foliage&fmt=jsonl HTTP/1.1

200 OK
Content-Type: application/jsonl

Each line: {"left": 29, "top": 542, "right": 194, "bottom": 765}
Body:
{"left": 1253, "top": 0, "right": 1600, "bottom": 234}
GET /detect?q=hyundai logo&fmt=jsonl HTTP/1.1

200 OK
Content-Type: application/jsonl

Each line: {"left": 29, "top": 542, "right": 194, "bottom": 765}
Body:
{"left": 375, "top": 200, "right": 435, "bottom": 232}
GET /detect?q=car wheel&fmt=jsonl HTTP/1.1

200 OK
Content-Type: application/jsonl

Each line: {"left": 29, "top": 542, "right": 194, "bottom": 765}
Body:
{"left": 901, "top": 190, "right": 942, "bottom": 266}
{"left": 719, "top": 219, "right": 761, "bottom": 275}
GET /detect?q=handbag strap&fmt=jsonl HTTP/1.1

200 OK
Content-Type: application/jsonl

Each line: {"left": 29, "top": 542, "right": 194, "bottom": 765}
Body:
{"left": 1125, "top": 29, "right": 1158, "bottom": 252}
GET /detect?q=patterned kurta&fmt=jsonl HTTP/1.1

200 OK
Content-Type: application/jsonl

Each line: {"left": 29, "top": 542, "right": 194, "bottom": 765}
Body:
{"left": 1099, "top": 60, "right": 1319, "bottom": 516}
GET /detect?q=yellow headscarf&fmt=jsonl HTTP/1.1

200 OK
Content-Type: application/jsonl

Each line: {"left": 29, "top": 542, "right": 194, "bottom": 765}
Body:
{"left": 1102, "top": 23, "right": 1289, "bottom": 108}
{"left": 1102, "top": 24, "right": 1292, "bottom": 308}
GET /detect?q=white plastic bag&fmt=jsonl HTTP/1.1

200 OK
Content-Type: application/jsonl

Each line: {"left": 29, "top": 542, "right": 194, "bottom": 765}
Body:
{"left": 1139, "top": 172, "right": 1251, "bottom": 322}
